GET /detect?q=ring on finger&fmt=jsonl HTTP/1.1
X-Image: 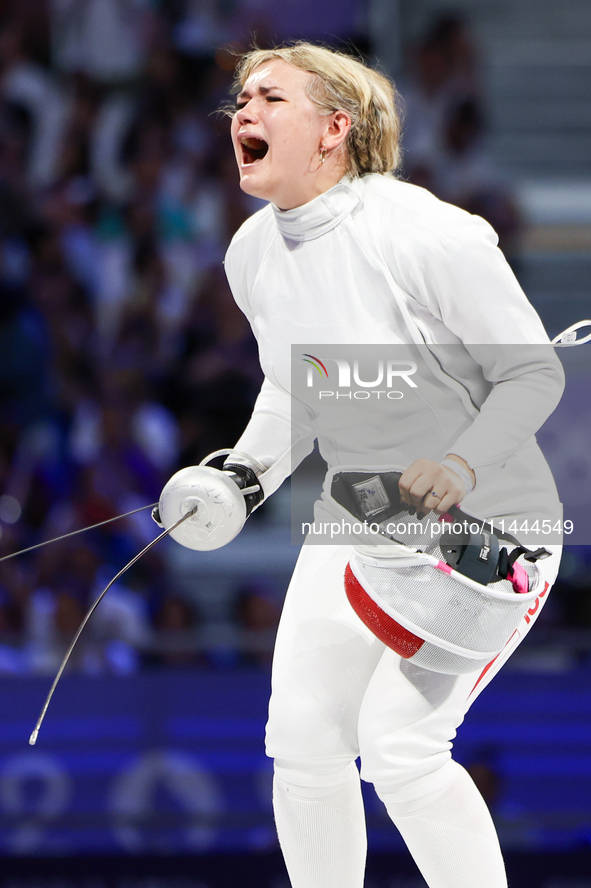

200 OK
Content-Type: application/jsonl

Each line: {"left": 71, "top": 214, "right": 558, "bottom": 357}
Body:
{"left": 428, "top": 490, "right": 441, "bottom": 499}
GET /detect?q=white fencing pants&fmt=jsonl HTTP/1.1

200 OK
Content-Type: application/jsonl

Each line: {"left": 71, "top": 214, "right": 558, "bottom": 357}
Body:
{"left": 266, "top": 542, "right": 560, "bottom": 888}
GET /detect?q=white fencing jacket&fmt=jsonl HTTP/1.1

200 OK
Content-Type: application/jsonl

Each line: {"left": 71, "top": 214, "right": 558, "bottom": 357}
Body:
{"left": 224, "top": 173, "right": 564, "bottom": 526}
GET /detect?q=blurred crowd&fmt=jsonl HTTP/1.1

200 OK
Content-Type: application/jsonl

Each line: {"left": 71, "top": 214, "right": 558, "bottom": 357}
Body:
{"left": 0, "top": 0, "right": 277, "bottom": 674}
{"left": 0, "top": 2, "right": 583, "bottom": 676}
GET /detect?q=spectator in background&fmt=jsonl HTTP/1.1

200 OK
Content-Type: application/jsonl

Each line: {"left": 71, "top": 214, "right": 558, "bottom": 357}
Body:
{"left": 149, "top": 592, "right": 204, "bottom": 669}
{"left": 235, "top": 581, "right": 281, "bottom": 668}
{"left": 0, "top": 557, "right": 28, "bottom": 673}
{"left": 0, "top": 253, "right": 50, "bottom": 434}
{"left": 400, "top": 13, "right": 479, "bottom": 179}
{"left": 399, "top": 12, "right": 523, "bottom": 261}
{"left": 431, "top": 97, "right": 522, "bottom": 259}
{"left": 0, "top": 16, "right": 69, "bottom": 190}
{"left": 24, "top": 540, "right": 99, "bottom": 673}
{"left": 23, "top": 537, "right": 151, "bottom": 674}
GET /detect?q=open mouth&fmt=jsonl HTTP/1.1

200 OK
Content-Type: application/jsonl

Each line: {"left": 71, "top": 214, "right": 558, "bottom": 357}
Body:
{"left": 240, "top": 137, "right": 269, "bottom": 165}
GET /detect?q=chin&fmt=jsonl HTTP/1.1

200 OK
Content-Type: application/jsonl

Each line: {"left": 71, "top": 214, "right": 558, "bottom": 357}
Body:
{"left": 239, "top": 174, "right": 272, "bottom": 202}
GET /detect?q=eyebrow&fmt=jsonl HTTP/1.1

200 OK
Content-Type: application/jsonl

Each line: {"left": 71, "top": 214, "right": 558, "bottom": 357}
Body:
{"left": 237, "top": 84, "right": 286, "bottom": 101}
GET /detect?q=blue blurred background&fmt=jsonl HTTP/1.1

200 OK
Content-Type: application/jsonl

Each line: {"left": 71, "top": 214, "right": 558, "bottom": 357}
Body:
{"left": 0, "top": 0, "right": 590, "bottom": 885}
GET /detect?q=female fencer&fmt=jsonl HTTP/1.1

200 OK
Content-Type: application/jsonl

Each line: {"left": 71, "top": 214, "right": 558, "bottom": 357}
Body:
{"left": 175, "top": 42, "right": 565, "bottom": 888}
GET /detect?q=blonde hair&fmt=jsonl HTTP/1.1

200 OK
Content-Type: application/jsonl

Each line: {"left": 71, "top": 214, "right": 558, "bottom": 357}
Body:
{"left": 232, "top": 42, "right": 402, "bottom": 176}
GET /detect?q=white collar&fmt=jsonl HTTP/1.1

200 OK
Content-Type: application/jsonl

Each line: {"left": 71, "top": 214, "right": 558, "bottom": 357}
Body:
{"left": 272, "top": 178, "right": 361, "bottom": 242}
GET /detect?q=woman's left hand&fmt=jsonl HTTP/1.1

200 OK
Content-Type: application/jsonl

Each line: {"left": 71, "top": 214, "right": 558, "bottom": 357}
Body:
{"left": 398, "top": 457, "right": 474, "bottom": 518}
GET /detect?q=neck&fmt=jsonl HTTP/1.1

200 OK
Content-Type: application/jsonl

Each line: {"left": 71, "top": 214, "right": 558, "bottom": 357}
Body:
{"left": 275, "top": 158, "right": 350, "bottom": 210}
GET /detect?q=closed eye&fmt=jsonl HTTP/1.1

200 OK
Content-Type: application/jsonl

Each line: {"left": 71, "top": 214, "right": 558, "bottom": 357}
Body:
{"left": 235, "top": 95, "right": 285, "bottom": 109}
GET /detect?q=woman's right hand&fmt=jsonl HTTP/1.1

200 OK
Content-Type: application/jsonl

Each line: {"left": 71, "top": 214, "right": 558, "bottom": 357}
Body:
{"left": 398, "top": 457, "right": 473, "bottom": 518}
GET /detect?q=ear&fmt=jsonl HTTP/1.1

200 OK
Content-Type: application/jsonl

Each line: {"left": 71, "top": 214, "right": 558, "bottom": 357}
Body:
{"left": 323, "top": 110, "right": 351, "bottom": 153}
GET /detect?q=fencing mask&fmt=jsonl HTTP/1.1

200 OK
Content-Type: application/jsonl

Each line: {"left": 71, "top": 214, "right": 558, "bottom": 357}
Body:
{"left": 327, "top": 468, "right": 550, "bottom": 674}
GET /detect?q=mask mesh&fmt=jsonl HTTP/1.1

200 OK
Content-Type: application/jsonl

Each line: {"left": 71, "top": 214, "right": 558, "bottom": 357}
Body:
{"left": 353, "top": 559, "right": 536, "bottom": 656}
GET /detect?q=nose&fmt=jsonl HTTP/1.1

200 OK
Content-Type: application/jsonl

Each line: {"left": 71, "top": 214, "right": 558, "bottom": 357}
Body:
{"left": 235, "top": 101, "right": 258, "bottom": 126}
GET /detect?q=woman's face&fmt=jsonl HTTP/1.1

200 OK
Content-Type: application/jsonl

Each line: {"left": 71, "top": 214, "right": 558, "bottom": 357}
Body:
{"left": 231, "top": 59, "right": 344, "bottom": 210}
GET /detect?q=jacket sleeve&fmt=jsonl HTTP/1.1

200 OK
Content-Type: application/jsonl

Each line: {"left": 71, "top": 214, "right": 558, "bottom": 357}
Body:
{"left": 387, "top": 209, "right": 565, "bottom": 471}
{"left": 230, "top": 377, "right": 316, "bottom": 498}
{"left": 223, "top": 232, "right": 316, "bottom": 498}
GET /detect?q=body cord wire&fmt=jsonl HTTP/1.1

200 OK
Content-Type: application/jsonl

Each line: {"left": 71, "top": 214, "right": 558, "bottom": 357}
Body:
{"left": 0, "top": 503, "right": 158, "bottom": 564}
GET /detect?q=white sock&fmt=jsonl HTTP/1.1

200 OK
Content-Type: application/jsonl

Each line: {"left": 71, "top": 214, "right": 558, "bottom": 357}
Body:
{"left": 379, "top": 762, "right": 507, "bottom": 888}
{"left": 273, "top": 761, "right": 367, "bottom": 888}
